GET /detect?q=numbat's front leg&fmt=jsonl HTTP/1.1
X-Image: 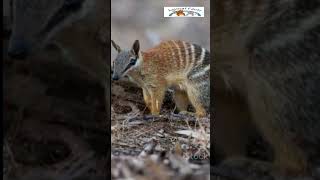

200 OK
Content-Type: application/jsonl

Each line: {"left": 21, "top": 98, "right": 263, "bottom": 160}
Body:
{"left": 142, "top": 88, "right": 152, "bottom": 111}
{"left": 149, "top": 87, "right": 166, "bottom": 115}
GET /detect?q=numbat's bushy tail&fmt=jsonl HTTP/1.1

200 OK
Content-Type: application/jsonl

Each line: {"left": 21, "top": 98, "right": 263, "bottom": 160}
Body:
{"left": 111, "top": 40, "right": 210, "bottom": 117}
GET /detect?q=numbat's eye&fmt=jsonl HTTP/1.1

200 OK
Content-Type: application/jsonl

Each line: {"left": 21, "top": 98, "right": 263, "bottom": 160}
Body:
{"left": 130, "top": 58, "right": 137, "bottom": 65}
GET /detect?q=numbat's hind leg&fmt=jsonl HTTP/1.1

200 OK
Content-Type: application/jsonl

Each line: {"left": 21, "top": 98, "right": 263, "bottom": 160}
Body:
{"left": 173, "top": 89, "right": 190, "bottom": 112}
{"left": 186, "top": 84, "right": 206, "bottom": 118}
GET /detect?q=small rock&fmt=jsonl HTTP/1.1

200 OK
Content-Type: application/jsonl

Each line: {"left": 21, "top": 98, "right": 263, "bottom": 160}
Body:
{"left": 159, "top": 129, "right": 164, "bottom": 134}
{"left": 156, "top": 133, "right": 165, "bottom": 138}
{"left": 139, "top": 151, "right": 147, "bottom": 158}
{"left": 150, "top": 154, "right": 159, "bottom": 162}
{"left": 181, "top": 144, "right": 189, "bottom": 150}
{"left": 155, "top": 144, "right": 162, "bottom": 151}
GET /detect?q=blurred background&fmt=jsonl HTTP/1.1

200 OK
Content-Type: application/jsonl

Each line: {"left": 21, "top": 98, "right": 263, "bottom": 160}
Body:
{"left": 111, "top": 0, "right": 210, "bottom": 60}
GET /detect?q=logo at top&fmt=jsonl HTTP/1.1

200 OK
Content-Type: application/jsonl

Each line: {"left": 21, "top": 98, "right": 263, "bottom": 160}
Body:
{"left": 164, "top": 7, "right": 204, "bottom": 17}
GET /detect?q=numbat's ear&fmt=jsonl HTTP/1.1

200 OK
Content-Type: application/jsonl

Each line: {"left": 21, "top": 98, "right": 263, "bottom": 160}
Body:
{"left": 132, "top": 40, "right": 140, "bottom": 57}
{"left": 111, "top": 40, "right": 121, "bottom": 53}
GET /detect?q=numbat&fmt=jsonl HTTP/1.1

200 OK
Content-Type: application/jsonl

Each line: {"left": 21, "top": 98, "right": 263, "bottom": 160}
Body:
{"left": 111, "top": 40, "right": 210, "bottom": 117}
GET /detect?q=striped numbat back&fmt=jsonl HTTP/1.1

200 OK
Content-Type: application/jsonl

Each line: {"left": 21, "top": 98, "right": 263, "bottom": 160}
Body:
{"left": 164, "top": 40, "right": 210, "bottom": 110}
{"left": 111, "top": 40, "right": 210, "bottom": 117}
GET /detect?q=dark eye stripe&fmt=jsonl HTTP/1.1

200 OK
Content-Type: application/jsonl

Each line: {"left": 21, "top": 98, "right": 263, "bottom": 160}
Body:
{"left": 39, "top": 0, "right": 84, "bottom": 35}
{"left": 121, "top": 58, "right": 137, "bottom": 74}
{"left": 121, "top": 63, "right": 134, "bottom": 74}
